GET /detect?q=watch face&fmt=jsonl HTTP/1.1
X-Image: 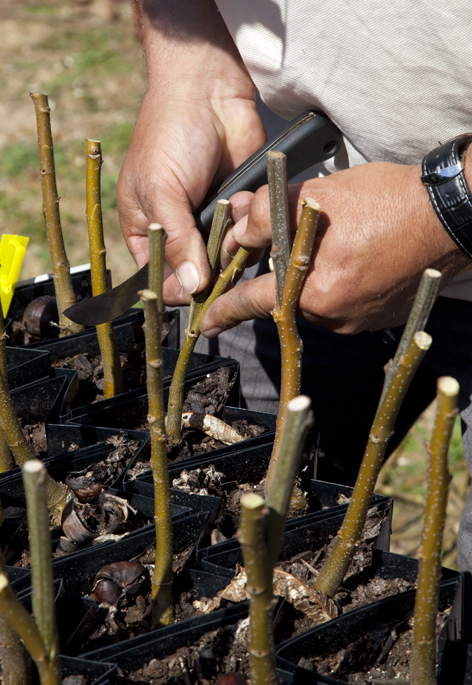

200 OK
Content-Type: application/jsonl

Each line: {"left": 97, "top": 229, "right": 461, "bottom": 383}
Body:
{"left": 421, "top": 162, "right": 463, "bottom": 186}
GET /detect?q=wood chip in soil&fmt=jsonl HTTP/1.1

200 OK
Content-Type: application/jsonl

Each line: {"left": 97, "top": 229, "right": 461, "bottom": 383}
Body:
{"left": 273, "top": 507, "right": 411, "bottom": 640}
{"left": 171, "top": 465, "right": 308, "bottom": 545}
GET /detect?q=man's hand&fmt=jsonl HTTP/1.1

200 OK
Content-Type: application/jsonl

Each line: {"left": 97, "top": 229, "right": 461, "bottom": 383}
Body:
{"left": 200, "top": 160, "right": 471, "bottom": 335}
{"left": 117, "top": 0, "right": 266, "bottom": 304}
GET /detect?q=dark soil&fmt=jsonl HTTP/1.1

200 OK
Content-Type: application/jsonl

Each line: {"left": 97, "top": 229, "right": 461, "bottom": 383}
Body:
{"left": 125, "top": 366, "right": 266, "bottom": 470}
{"left": 66, "top": 434, "right": 141, "bottom": 497}
{"left": 21, "top": 419, "right": 48, "bottom": 459}
{"left": 118, "top": 618, "right": 250, "bottom": 685}
{"left": 53, "top": 318, "right": 172, "bottom": 412}
{"left": 301, "top": 607, "right": 451, "bottom": 683}
{"left": 274, "top": 507, "right": 412, "bottom": 641}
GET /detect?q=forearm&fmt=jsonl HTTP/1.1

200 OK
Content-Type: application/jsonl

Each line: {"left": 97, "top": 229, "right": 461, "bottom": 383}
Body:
{"left": 118, "top": 0, "right": 266, "bottom": 289}
{"left": 140, "top": 0, "right": 255, "bottom": 103}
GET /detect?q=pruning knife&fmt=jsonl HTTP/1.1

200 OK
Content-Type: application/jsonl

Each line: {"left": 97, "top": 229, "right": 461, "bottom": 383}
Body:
{"left": 64, "top": 111, "right": 342, "bottom": 326}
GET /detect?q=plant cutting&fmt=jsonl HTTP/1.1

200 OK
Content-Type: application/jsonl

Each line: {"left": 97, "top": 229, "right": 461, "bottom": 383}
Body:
{"left": 30, "top": 93, "right": 83, "bottom": 337}
{"left": 264, "top": 150, "right": 320, "bottom": 494}
{"left": 85, "top": 138, "right": 123, "bottom": 398}
{"left": 139, "top": 224, "right": 174, "bottom": 627}
{"left": 410, "top": 376, "right": 458, "bottom": 685}
{"left": 312, "top": 330, "right": 432, "bottom": 598}
{"left": 239, "top": 395, "right": 313, "bottom": 685}
{"left": 0, "top": 460, "right": 61, "bottom": 685}
{"left": 312, "top": 267, "right": 442, "bottom": 599}
{"left": 138, "top": 222, "right": 244, "bottom": 626}
{"left": 275, "top": 376, "right": 460, "bottom": 684}
{"left": 166, "top": 200, "right": 251, "bottom": 444}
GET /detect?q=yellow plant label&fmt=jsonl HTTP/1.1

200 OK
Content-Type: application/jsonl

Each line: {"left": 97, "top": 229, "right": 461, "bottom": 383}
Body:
{"left": 0, "top": 235, "right": 29, "bottom": 317}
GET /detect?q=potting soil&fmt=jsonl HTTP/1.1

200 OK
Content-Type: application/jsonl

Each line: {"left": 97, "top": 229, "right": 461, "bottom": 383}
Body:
{"left": 172, "top": 466, "right": 308, "bottom": 544}
{"left": 65, "top": 434, "right": 141, "bottom": 495}
{"left": 274, "top": 507, "right": 414, "bottom": 640}
{"left": 117, "top": 617, "right": 250, "bottom": 685}
{"left": 303, "top": 606, "right": 451, "bottom": 682}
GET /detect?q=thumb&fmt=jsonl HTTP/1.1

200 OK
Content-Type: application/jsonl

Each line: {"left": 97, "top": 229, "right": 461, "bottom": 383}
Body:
{"left": 200, "top": 272, "right": 276, "bottom": 337}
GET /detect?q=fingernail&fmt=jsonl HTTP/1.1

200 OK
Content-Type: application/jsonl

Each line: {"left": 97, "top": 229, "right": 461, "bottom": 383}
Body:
{"left": 176, "top": 261, "right": 200, "bottom": 295}
{"left": 232, "top": 215, "right": 248, "bottom": 242}
{"left": 201, "top": 325, "right": 226, "bottom": 338}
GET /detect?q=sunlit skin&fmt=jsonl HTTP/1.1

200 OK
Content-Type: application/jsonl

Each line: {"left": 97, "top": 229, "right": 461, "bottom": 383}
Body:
{"left": 117, "top": 0, "right": 471, "bottom": 337}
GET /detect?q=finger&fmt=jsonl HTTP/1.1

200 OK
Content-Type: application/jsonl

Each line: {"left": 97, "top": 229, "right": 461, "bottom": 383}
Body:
{"left": 200, "top": 272, "right": 276, "bottom": 337}
{"left": 117, "top": 170, "right": 211, "bottom": 296}
{"left": 230, "top": 184, "right": 272, "bottom": 249}
{"left": 228, "top": 178, "right": 332, "bottom": 251}
{"left": 228, "top": 191, "right": 254, "bottom": 224}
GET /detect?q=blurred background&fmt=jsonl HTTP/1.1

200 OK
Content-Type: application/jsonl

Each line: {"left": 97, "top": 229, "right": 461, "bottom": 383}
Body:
{"left": 0, "top": 0, "right": 139, "bottom": 282}
{"left": 0, "top": 0, "right": 469, "bottom": 569}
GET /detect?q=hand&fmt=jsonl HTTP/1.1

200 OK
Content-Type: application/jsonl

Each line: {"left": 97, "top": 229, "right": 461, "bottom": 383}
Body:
{"left": 200, "top": 161, "right": 470, "bottom": 335}
{"left": 116, "top": 0, "right": 266, "bottom": 305}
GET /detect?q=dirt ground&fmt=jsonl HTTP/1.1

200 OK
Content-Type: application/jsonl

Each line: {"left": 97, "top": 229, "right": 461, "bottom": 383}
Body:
{"left": 0, "top": 0, "right": 140, "bottom": 282}
{"left": 1, "top": 0, "right": 469, "bottom": 570}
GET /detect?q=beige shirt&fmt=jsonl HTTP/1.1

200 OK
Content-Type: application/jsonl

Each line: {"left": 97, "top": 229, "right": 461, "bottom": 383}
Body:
{"left": 215, "top": 0, "right": 472, "bottom": 299}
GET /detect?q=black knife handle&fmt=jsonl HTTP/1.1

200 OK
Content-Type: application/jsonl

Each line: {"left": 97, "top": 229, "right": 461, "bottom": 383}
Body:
{"left": 196, "top": 110, "right": 342, "bottom": 230}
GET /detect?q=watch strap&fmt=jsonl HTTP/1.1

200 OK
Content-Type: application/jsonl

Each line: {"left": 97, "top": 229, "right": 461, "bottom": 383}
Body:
{"left": 421, "top": 134, "right": 472, "bottom": 259}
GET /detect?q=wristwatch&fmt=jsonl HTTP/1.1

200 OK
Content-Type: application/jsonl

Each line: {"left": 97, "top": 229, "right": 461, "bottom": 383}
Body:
{"left": 421, "top": 133, "right": 472, "bottom": 259}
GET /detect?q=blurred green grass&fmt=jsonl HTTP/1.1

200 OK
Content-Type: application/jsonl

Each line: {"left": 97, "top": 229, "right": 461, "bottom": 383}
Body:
{"left": 0, "top": 0, "right": 140, "bottom": 281}
{"left": 377, "top": 411, "right": 470, "bottom": 569}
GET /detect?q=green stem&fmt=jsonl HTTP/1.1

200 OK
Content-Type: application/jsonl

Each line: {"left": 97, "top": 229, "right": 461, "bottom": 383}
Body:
{"left": 265, "top": 199, "right": 320, "bottom": 496}
{"left": 267, "top": 151, "right": 291, "bottom": 308}
{"left": 188, "top": 199, "right": 231, "bottom": 330}
{"left": 239, "top": 493, "right": 278, "bottom": 685}
{"left": 85, "top": 139, "right": 123, "bottom": 398}
{"left": 314, "top": 331, "right": 432, "bottom": 597}
{"left": 410, "top": 376, "right": 458, "bottom": 685}
{"left": 140, "top": 226, "right": 173, "bottom": 626}
{"left": 265, "top": 396, "right": 313, "bottom": 567}
{"left": 30, "top": 93, "right": 82, "bottom": 337}
{"left": 0, "top": 573, "right": 59, "bottom": 685}
{"left": 167, "top": 200, "right": 231, "bottom": 443}
{"left": 167, "top": 242, "right": 251, "bottom": 443}
{"left": 23, "top": 461, "right": 60, "bottom": 674}
{"left": 0, "top": 371, "right": 69, "bottom": 525}
{"left": 379, "top": 268, "right": 441, "bottom": 407}
{"left": 0, "top": 545, "right": 30, "bottom": 685}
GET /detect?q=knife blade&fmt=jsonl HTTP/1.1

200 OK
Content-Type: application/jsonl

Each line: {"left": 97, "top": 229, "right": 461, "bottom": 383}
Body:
{"left": 64, "top": 111, "right": 342, "bottom": 326}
